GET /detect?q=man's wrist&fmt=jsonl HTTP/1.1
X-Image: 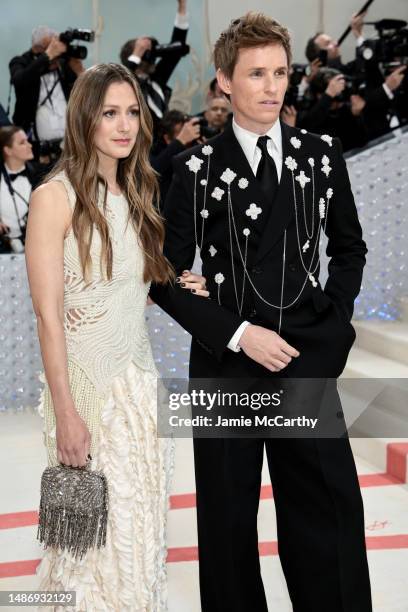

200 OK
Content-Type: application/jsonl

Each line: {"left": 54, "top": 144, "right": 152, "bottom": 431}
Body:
{"left": 228, "top": 321, "right": 250, "bottom": 352}
{"left": 175, "top": 11, "right": 189, "bottom": 29}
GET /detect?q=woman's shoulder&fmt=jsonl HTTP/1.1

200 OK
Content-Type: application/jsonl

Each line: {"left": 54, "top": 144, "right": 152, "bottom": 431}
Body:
{"left": 37, "top": 170, "right": 76, "bottom": 210}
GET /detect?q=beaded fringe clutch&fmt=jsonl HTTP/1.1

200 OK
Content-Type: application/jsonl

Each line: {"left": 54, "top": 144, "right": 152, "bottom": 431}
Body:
{"left": 37, "top": 464, "right": 109, "bottom": 559}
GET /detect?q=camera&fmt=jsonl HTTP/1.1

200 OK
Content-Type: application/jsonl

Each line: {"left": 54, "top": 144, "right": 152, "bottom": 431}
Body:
{"left": 38, "top": 138, "right": 62, "bottom": 158}
{"left": 59, "top": 28, "right": 95, "bottom": 60}
{"left": 359, "top": 19, "right": 408, "bottom": 66}
{"left": 142, "top": 39, "right": 190, "bottom": 64}
{"left": 283, "top": 64, "right": 308, "bottom": 109}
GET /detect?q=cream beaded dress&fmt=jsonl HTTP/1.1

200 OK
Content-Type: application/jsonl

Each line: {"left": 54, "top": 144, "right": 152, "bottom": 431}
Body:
{"left": 36, "top": 171, "right": 173, "bottom": 611}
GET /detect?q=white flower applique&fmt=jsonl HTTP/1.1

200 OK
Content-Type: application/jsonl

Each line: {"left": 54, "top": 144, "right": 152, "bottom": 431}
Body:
{"left": 220, "top": 168, "right": 237, "bottom": 185}
{"left": 321, "top": 155, "right": 332, "bottom": 177}
{"left": 285, "top": 156, "right": 298, "bottom": 172}
{"left": 202, "top": 145, "right": 213, "bottom": 156}
{"left": 302, "top": 240, "right": 310, "bottom": 253}
{"left": 211, "top": 187, "right": 225, "bottom": 201}
{"left": 309, "top": 273, "right": 318, "bottom": 288}
{"left": 238, "top": 177, "right": 249, "bottom": 189}
{"left": 319, "top": 198, "right": 326, "bottom": 219}
{"left": 308, "top": 157, "right": 315, "bottom": 168}
{"left": 295, "top": 170, "right": 311, "bottom": 189}
{"left": 215, "top": 272, "right": 225, "bottom": 305}
{"left": 246, "top": 203, "right": 262, "bottom": 220}
{"left": 321, "top": 134, "right": 333, "bottom": 147}
{"left": 326, "top": 187, "right": 333, "bottom": 200}
{"left": 301, "top": 129, "right": 307, "bottom": 134}
{"left": 186, "top": 155, "right": 204, "bottom": 173}
{"left": 200, "top": 179, "right": 207, "bottom": 186}
{"left": 243, "top": 228, "right": 251, "bottom": 237}
{"left": 209, "top": 245, "right": 217, "bottom": 257}
{"left": 290, "top": 136, "right": 301, "bottom": 149}
{"left": 200, "top": 209, "right": 209, "bottom": 219}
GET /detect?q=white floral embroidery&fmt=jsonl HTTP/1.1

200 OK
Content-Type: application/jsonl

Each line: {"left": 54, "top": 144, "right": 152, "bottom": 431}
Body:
{"left": 209, "top": 245, "right": 217, "bottom": 257}
{"left": 211, "top": 187, "right": 225, "bottom": 201}
{"left": 238, "top": 177, "right": 249, "bottom": 189}
{"left": 319, "top": 198, "right": 326, "bottom": 219}
{"left": 290, "top": 136, "right": 301, "bottom": 149}
{"left": 326, "top": 187, "right": 333, "bottom": 199}
{"left": 321, "top": 134, "right": 333, "bottom": 147}
{"left": 309, "top": 273, "right": 318, "bottom": 288}
{"left": 243, "top": 228, "right": 251, "bottom": 237}
{"left": 301, "top": 129, "right": 307, "bottom": 134}
{"left": 200, "top": 209, "right": 209, "bottom": 219}
{"left": 302, "top": 240, "right": 310, "bottom": 253}
{"left": 285, "top": 156, "right": 298, "bottom": 172}
{"left": 202, "top": 145, "right": 213, "bottom": 156}
{"left": 322, "top": 155, "right": 330, "bottom": 166}
{"left": 308, "top": 157, "right": 315, "bottom": 168}
{"left": 321, "top": 164, "right": 332, "bottom": 177}
{"left": 215, "top": 273, "right": 225, "bottom": 284}
{"left": 295, "top": 170, "right": 311, "bottom": 189}
{"left": 200, "top": 179, "right": 207, "bottom": 186}
{"left": 220, "top": 168, "right": 237, "bottom": 185}
{"left": 186, "top": 155, "right": 204, "bottom": 173}
{"left": 246, "top": 203, "right": 263, "bottom": 220}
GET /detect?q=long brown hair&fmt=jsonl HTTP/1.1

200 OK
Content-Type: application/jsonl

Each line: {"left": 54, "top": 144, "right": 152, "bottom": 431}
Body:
{"left": 48, "top": 63, "right": 173, "bottom": 284}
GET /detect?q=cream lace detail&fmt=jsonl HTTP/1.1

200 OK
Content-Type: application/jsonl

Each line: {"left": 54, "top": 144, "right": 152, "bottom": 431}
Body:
{"left": 52, "top": 172, "right": 156, "bottom": 396}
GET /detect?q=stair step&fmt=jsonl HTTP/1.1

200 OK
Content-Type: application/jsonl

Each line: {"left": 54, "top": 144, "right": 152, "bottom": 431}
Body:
{"left": 399, "top": 297, "right": 408, "bottom": 323}
{"left": 343, "top": 346, "right": 408, "bottom": 378}
{"left": 353, "top": 321, "right": 408, "bottom": 366}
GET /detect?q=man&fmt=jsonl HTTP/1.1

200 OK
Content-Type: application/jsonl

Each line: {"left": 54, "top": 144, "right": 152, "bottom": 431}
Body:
{"left": 202, "top": 95, "right": 231, "bottom": 133}
{"left": 120, "top": 0, "right": 189, "bottom": 141}
{"left": 151, "top": 12, "right": 371, "bottom": 612}
{"left": 9, "top": 25, "right": 84, "bottom": 160}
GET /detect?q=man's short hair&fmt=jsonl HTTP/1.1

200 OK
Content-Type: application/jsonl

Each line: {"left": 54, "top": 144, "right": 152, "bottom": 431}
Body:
{"left": 32, "top": 25, "right": 56, "bottom": 47}
{"left": 120, "top": 39, "right": 136, "bottom": 70}
{"left": 158, "top": 109, "right": 185, "bottom": 140}
{"left": 305, "top": 33, "right": 322, "bottom": 62}
{"left": 213, "top": 12, "right": 292, "bottom": 79}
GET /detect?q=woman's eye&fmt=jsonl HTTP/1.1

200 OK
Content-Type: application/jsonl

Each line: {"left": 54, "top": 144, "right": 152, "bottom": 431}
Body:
{"left": 104, "top": 110, "right": 115, "bottom": 117}
{"left": 130, "top": 109, "right": 140, "bottom": 116}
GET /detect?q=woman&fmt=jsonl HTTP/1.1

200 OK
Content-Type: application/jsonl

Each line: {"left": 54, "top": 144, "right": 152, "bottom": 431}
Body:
{"left": 25, "top": 63, "right": 207, "bottom": 611}
{"left": 0, "top": 125, "right": 41, "bottom": 252}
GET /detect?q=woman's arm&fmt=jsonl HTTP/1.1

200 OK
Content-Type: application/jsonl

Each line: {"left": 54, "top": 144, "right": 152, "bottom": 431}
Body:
{"left": 25, "top": 181, "right": 91, "bottom": 467}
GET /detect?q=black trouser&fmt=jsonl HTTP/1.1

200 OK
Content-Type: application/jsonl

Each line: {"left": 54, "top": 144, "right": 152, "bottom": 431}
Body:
{"left": 193, "top": 436, "right": 372, "bottom": 612}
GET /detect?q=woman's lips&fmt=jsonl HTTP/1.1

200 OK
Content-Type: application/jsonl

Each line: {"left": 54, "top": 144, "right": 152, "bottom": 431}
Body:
{"left": 113, "top": 138, "right": 131, "bottom": 145}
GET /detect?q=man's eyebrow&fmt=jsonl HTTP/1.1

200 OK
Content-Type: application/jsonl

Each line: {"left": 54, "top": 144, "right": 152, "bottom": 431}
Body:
{"left": 247, "top": 65, "right": 288, "bottom": 71}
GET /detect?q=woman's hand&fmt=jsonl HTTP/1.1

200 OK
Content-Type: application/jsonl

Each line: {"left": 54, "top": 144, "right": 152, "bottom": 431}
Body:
{"left": 176, "top": 270, "right": 209, "bottom": 297}
{"left": 56, "top": 409, "right": 92, "bottom": 468}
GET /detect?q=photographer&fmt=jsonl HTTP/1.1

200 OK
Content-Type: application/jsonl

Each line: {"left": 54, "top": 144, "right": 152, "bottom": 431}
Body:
{"left": 9, "top": 25, "right": 84, "bottom": 162}
{"left": 0, "top": 125, "right": 42, "bottom": 253}
{"left": 120, "top": 0, "right": 190, "bottom": 141}
{"left": 202, "top": 96, "right": 231, "bottom": 134}
{"left": 151, "top": 110, "right": 200, "bottom": 208}
{"left": 297, "top": 68, "right": 369, "bottom": 151}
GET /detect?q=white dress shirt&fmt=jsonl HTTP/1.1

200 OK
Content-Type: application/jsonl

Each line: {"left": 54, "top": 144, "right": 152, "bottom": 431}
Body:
{"left": 35, "top": 70, "right": 67, "bottom": 141}
{"left": 0, "top": 164, "right": 31, "bottom": 239}
{"left": 227, "top": 118, "right": 283, "bottom": 352}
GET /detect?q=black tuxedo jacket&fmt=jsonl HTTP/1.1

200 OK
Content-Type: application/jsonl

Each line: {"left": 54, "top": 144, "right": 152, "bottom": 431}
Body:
{"left": 9, "top": 50, "right": 77, "bottom": 135}
{"left": 150, "top": 121, "right": 367, "bottom": 378}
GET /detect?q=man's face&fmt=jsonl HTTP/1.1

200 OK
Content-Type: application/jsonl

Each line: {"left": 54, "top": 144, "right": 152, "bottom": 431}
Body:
{"left": 204, "top": 97, "right": 230, "bottom": 129}
{"left": 217, "top": 44, "right": 289, "bottom": 133}
{"left": 314, "top": 33, "right": 339, "bottom": 58}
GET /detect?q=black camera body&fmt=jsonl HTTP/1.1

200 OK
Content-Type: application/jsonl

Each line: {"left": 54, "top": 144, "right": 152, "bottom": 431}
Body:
{"left": 59, "top": 28, "right": 95, "bottom": 60}
{"left": 142, "top": 39, "right": 190, "bottom": 64}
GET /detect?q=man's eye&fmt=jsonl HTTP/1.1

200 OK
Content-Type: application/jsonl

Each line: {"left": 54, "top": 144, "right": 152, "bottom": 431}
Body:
{"left": 251, "top": 71, "right": 263, "bottom": 77}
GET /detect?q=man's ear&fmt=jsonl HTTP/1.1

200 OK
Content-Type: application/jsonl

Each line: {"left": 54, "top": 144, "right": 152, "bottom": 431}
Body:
{"left": 216, "top": 68, "right": 232, "bottom": 96}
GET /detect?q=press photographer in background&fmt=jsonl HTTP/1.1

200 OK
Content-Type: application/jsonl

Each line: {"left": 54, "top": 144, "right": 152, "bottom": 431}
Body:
{"left": 120, "top": 0, "right": 190, "bottom": 142}
{"left": 9, "top": 25, "right": 88, "bottom": 164}
{"left": 0, "top": 126, "right": 42, "bottom": 254}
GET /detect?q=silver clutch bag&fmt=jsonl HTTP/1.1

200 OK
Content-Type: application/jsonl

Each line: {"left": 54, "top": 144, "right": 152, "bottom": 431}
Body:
{"left": 37, "top": 463, "right": 109, "bottom": 559}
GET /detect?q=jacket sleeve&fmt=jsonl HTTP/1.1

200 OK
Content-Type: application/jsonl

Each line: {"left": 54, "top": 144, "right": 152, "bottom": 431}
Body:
{"left": 149, "top": 154, "right": 244, "bottom": 361}
{"left": 323, "top": 137, "right": 367, "bottom": 319}
{"left": 9, "top": 53, "right": 50, "bottom": 88}
{"left": 153, "top": 26, "right": 188, "bottom": 89}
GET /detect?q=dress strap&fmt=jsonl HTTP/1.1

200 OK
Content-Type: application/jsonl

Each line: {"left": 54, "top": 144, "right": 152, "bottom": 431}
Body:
{"left": 48, "top": 171, "right": 77, "bottom": 211}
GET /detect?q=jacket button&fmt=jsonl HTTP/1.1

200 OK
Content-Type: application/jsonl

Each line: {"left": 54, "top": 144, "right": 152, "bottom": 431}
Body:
{"left": 251, "top": 267, "right": 262, "bottom": 274}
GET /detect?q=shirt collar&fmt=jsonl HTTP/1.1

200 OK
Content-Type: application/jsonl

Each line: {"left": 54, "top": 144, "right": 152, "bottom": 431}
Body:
{"left": 5, "top": 163, "right": 26, "bottom": 175}
{"left": 232, "top": 117, "right": 282, "bottom": 167}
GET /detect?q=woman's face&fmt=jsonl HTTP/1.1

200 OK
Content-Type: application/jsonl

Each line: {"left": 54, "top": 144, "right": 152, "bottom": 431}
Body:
{"left": 94, "top": 81, "right": 140, "bottom": 161}
{"left": 4, "top": 130, "right": 33, "bottom": 164}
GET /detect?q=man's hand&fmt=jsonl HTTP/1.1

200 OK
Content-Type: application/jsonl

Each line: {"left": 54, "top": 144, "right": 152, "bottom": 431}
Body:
{"left": 385, "top": 65, "right": 407, "bottom": 92}
{"left": 0, "top": 221, "right": 9, "bottom": 235}
{"left": 351, "top": 11, "right": 366, "bottom": 39}
{"left": 68, "top": 58, "right": 85, "bottom": 75}
{"left": 350, "top": 94, "right": 366, "bottom": 116}
{"left": 178, "top": 0, "right": 187, "bottom": 15}
{"left": 306, "top": 58, "right": 322, "bottom": 83}
{"left": 132, "top": 37, "right": 152, "bottom": 60}
{"left": 177, "top": 270, "right": 209, "bottom": 297}
{"left": 326, "top": 74, "right": 346, "bottom": 98}
{"left": 45, "top": 36, "right": 67, "bottom": 61}
{"left": 238, "top": 325, "right": 300, "bottom": 373}
{"left": 281, "top": 105, "right": 297, "bottom": 127}
{"left": 176, "top": 118, "right": 201, "bottom": 146}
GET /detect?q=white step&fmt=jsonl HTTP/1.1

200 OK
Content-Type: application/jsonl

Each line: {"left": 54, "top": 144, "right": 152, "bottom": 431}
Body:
{"left": 399, "top": 297, "right": 408, "bottom": 323}
{"left": 343, "top": 346, "right": 408, "bottom": 378}
{"left": 353, "top": 321, "right": 408, "bottom": 366}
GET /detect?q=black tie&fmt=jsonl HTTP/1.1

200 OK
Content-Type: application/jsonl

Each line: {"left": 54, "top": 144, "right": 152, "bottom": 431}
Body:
{"left": 256, "top": 135, "right": 279, "bottom": 200}
{"left": 9, "top": 169, "right": 28, "bottom": 182}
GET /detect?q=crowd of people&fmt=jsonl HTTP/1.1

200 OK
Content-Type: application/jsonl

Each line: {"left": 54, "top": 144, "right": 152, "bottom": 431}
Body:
{"left": 0, "top": 2, "right": 407, "bottom": 251}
